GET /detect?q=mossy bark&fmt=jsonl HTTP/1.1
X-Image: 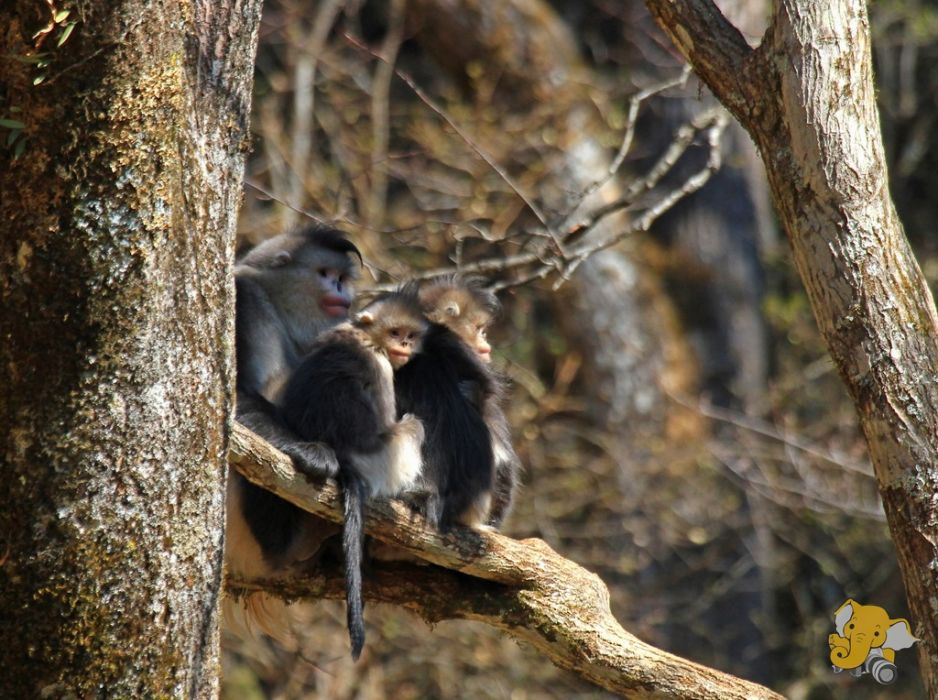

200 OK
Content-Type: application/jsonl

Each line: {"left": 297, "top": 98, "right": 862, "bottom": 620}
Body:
{"left": 0, "top": 1, "right": 261, "bottom": 696}
{"left": 645, "top": 0, "right": 938, "bottom": 694}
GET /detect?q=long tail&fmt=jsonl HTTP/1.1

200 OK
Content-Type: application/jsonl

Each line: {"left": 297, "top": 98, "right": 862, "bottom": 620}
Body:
{"left": 340, "top": 468, "right": 367, "bottom": 660}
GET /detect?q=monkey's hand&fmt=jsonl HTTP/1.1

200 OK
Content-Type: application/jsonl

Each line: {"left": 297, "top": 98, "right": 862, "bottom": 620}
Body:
{"left": 279, "top": 441, "right": 340, "bottom": 479}
{"left": 384, "top": 414, "right": 425, "bottom": 495}
{"left": 397, "top": 413, "right": 426, "bottom": 444}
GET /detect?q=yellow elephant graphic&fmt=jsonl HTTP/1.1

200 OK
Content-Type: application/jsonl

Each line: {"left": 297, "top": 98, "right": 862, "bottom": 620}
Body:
{"left": 829, "top": 599, "right": 916, "bottom": 685}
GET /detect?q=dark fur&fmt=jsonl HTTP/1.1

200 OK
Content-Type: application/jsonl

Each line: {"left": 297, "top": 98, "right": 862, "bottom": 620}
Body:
{"left": 398, "top": 275, "right": 520, "bottom": 529}
{"left": 279, "top": 295, "right": 425, "bottom": 659}
{"left": 395, "top": 323, "right": 497, "bottom": 528}
{"left": 235, "top": 224, "right": 361, "bottom": 478}
{"left": 280, "top": 332, "right": 383, "bottom": 660}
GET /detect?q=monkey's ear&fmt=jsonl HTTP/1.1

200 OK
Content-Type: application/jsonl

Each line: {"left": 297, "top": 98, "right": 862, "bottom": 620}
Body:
{"left": 444, "top": 301, "right": 461, "bottom": 317}
{"left": 356, "top": 310, "right": 375, "bottom": 325}
{"left": 270, "top": 251, "right": 292, "bottom": 268}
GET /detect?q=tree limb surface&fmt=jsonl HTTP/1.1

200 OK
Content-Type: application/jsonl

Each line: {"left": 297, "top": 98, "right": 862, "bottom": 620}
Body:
{"left": 645, "top": 0, "right": 938, "bottom": 694}
{"left": 228, "top": 424, "right": 782, "bottom": 699}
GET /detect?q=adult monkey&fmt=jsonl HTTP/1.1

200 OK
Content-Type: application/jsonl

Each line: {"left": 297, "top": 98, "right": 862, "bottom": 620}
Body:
{"left": 235, "top": 225, "right": 362, "bottom": 470}
{"left": 226, "top": 224, "right": 362, "bottom": 641}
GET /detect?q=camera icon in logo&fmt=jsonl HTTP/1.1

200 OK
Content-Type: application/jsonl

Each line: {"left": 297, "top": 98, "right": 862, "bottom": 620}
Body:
{"left": 829, "top": 599, "right": 917, "bottom": 685}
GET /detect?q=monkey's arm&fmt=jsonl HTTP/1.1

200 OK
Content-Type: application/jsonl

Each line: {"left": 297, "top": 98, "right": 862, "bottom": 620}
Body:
{"left": 234, "top": 276, "right": 340, "bottom": 478}
{"left": 487, "top": 407, "right": 521, "bottom": 528}
{"left": 237, "top": 391, "right": 340, "bottom": 478}
{"left": 488, "top": 454, "right": 520, "bottom": 527}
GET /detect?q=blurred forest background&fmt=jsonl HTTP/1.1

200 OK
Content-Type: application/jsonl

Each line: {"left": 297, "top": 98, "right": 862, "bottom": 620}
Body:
{"left": 224, "top": 1, "right": 938, "bottom": 698}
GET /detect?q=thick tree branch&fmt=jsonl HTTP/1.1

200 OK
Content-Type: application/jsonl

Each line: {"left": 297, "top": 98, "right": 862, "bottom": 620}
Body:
{"left": 228, "top": 424, "right": 782, "bottom": 699}
{"left": 643, "top": 0, "right": 758, "bottom": 122}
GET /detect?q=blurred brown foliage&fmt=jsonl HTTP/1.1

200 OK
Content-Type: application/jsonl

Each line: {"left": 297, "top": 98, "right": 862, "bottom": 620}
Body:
{"left": 224, "top": 1, "right": 937, "bottom": 698}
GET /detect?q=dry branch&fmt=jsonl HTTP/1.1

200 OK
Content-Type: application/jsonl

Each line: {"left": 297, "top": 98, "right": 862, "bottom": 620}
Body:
{"left": 228, "top": 423, "right": 783, "bottom": 699}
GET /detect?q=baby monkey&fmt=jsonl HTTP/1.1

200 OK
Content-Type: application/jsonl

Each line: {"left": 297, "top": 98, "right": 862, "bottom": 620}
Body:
{"left": 279, "top": 291, "right": 427, "bottom": 660}
{"left": 396, "top": 275, "right": 519, "bottom": 530}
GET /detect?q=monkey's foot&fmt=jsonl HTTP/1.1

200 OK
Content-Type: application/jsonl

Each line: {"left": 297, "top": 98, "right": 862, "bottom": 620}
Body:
{"left": 281, "top": 441, "right": 340, "bottom": 478}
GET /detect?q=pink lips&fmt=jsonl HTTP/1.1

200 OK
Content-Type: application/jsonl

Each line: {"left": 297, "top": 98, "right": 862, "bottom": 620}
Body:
{"left": 320, "top": 295, "right": 350, "bottom": 318}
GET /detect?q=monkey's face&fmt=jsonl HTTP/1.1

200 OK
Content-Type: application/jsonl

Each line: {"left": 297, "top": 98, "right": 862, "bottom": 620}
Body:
{"left": 472, "top": 323, "right": 492, "bottom": 362}
{"left": 424, "top": 289, "right": 493, "bottom": 361}
{"left": 356, "top": 296, "right": 427, "bottom": 369}
{"left": 447, "top": 314, "right": 493, "bottom": 363}
{"left": 452, "top": 318, "right": 491, "bottom": 362}
{"left": 317, "top": 266, "right": 354, "bottom": 318}
{"left": 385, "top": 326, "right": 423, "bottom": 369}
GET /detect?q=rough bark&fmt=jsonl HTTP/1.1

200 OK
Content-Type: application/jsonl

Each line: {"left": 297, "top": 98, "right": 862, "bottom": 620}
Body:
{"left": 228, "top": 424, "right": 784, "bottom": 700}
{"left": 644, "top": 0, "right": 938, "bottom": 694}
{"left": 0, "top": 1, "right": 261, "bottom": 696}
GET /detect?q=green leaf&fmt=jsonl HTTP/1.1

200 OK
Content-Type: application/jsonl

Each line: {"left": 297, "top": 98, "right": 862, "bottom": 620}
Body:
{"left": 57, "top": 22, "right": 76, "bottom": 47}
{"left": 8, "top": 53, "right": 48, "bottom": 65}
{"left": 0, "top": 119, "right": 26, "bottom": 129}
{"left": 7, "top": 129, "right": 20, "bottom": 146}
{"left": 33, "top": 74, "right": 46, "bottom": 85}
{"left": 54, "top": 9, "right": 70, "bottom": 22}
{"left": 13, "top": 138, "right": 26, "bottom": 159}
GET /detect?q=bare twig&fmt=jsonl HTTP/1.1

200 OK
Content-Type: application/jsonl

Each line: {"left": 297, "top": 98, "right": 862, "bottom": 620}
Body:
{"left": 562, "top": 65, "right": 693, "bottom": 219}
{"left": 286, "top": 0, "right": 345, "bottom": 227}
{"left": 568, "top": 110, "right": 727, "bottom": 256}
{"left": 343, "top": 33, "right": 568, "bottom": 260}
{"left": 244, "top": 178, "right": 329, "bottom": 225}
{"left": 711, "top": 451, "right": 885, "bottom": 520}
{"left": 494, "top": 109, "right": 728, "bottom": 291}
{"left": 246, "top": 77, "right": 726, "bottom": 296}
{"left": 366, "top": 0, "right": 406, "bottom": 226}
{"left": 564, "top": 107, "right": 726, "bottom": 245}
{"left": 667, "top": 390, "right": 874, "bottom": 477}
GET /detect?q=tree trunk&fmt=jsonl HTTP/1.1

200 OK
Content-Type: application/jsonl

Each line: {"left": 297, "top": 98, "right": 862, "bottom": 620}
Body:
{"left": 0, "top": 1, "right": 261, "bottom": 696}
{"left": 645, "top": 0, "right": 938, "bottom": 693}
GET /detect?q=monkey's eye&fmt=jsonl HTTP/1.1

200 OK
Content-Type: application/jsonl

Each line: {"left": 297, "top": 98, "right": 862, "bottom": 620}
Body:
{"left": 389, "top": 328, "right": 402, "bottom": 339}
{"left": 317, "top": 268, "right": 329, "bottom": 277}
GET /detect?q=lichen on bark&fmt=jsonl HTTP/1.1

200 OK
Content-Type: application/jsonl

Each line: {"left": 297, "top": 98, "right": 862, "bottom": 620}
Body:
{"left": 0, "top": 1, "right": 263, "bottom": 696}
